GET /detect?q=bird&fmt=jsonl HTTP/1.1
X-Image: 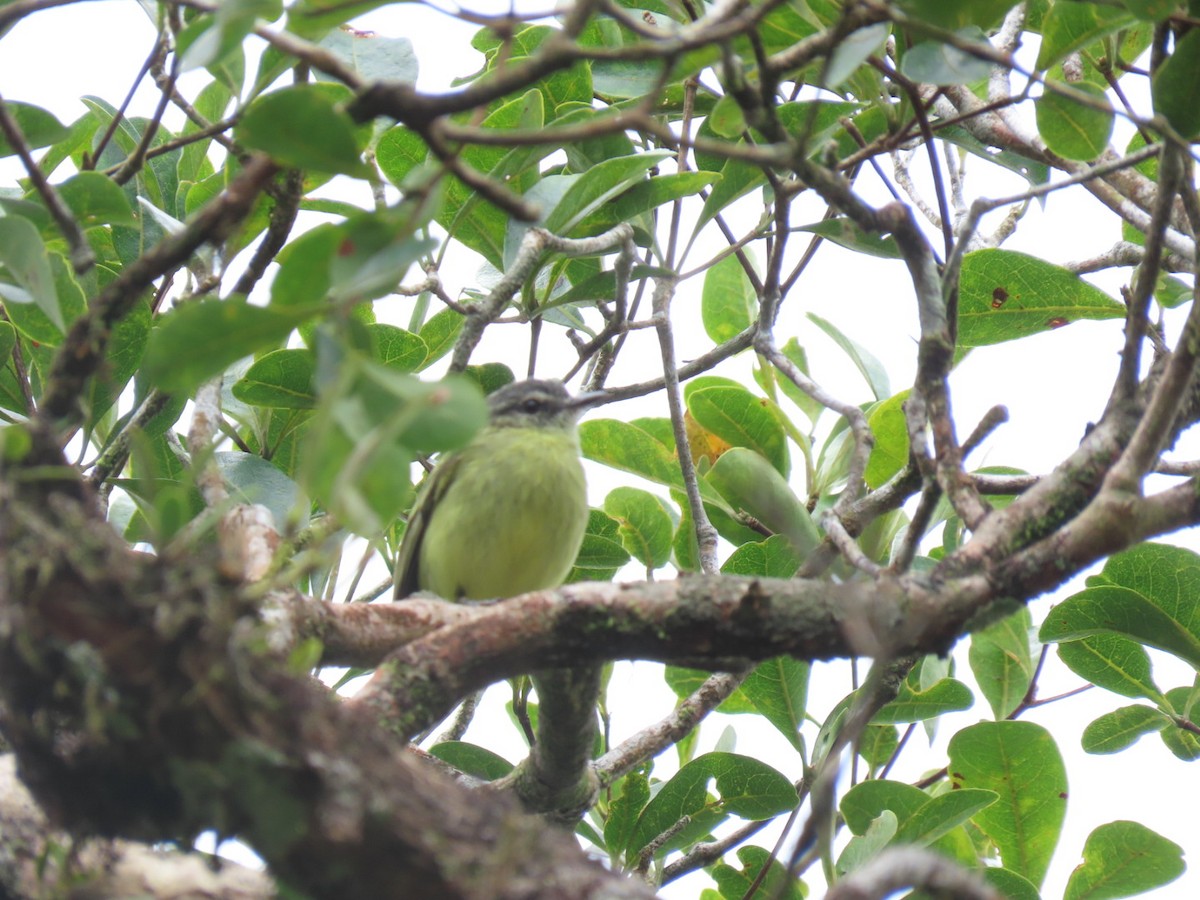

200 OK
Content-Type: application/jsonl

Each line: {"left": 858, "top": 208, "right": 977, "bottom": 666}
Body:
{"left": 393, "top": 378, "right": 598, "bottom": 602}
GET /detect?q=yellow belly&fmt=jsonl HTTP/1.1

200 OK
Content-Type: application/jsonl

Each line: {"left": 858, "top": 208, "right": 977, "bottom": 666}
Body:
{"left": 417, "top": 427, "right": 588, "bottom": 601}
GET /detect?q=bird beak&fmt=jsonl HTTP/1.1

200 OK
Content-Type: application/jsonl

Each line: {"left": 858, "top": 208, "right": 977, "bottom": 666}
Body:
{"left": 571, "top": 390, "right": 608, "bottom": 412}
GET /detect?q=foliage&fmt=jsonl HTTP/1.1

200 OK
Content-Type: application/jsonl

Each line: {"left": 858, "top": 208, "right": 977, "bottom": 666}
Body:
{"left": 2, "top": 1, "right": 1200, "bottom": 898}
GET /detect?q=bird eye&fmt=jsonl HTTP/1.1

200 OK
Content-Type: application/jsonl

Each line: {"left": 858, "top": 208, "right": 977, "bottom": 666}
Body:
{"left": 522, "top": 398, "right": 541, "bottom": 413}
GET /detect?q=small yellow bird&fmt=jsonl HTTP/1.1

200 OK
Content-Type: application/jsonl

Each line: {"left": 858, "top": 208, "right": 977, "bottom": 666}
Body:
{"left": 393, "top": 379, "right": 599, "bottom": 601}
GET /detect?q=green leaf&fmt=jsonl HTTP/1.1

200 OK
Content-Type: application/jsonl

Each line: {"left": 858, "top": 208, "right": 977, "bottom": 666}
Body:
{"left": 711, "top": 846, "right": 804, "bottom": 900}
{"left": 1080, "top": 705, "right": 1167, "bottom": 754}
{"left": 541, "top": 150, "right": 672, "bottom": 237}
{"left": 627, "top": 752, "right": 796, "bottom": 856}
{"left": 701, "top": 252, "right": 757, "bottom": 344}
{"left": 1036, "top": 82, "right": 1114, "bottom": 161}
{"left": 88, "top": 293, "right": 151, "bottom": 423}
{"left": 236, "top": 84, "right": 368, "bottom": 176}
{"left": 328, "top": 220, "right": 435, "bottom": 306}
{"left": 939, "top": 124, "right": 1051, "bottom": 190}
{"left": 864, "top": 390, "right": 910, "bottom": 489}
{"left": 693, "top": 157, "right": 763, "bottom": 235}
{"left": 825, "top": 22, "right": 889, "bottom": 88}
{"left": 738, "top": 656, "right": 809, "bottom": 751}
{"left": 983, "top": 868, "right": 1042, "bottom": 900}
{"left": 3, "top": 252, "right": 85, "bottom": 349}
{"left": 0, "top": 216, "right": 61, "bottom": 331}
{"left": 837, "top": 810, "right": 899, "bottom": 877}
{"left": 1036, "top": 2, "right": 1135, "bottom": 70}
{"left": 603, "top": 487, "right": 673, "bottom": 569}
{"left": 463, "top": 362, "right": 514, "bottom": 395}
{"left": 368, "top": 323, "right": 427, "bottom": 373}
{"left": 771, "top": 338, "right": 825, "bottom": 425}
{"left": 898, "top": 0, "right": 1020, "bottom": 30}
{"left": 874, "top": 673, "right": 973, "bottom": 723}
{"left": 663, "top": 667, "right": 754, "bottom": 714}
{"left": 54, "top": 172, "right": 137, "bottom": 228}
{"left": 1123, "top": 0, "right": 1176, "bottom": 20}
{"left": 688, "top": 387, "right": 789, "bottom": 477}
{"left": 795, "top": 217, "right": 901, "bottom": 259}
{"left": 0, "top": 101, "right": 69, "bottom": 157}
{"left": 567, "top": 510, "right": 633, "bottom": 582}
{"left": 1065, "top": 821, "right": 1184, "bottom": 899}
{"left": 841, "top": 779, "right": 935, "bottom": 834}
{"left": 893, "top": 789, "right": 1000, "bottom": 847}
{"left": 375, "top": 125, "right": 428, "bottom": 188}
{"left": 1041, "top": 575, "right": 1200, "bottom": 670}
{"left": 0, "top": 321, "right": 15, "bottom": 363}
{"left": 214, "top": 450, "right": 302, "bottom": 529}
{"left": 416, "top": 307, "right": 464, "bottom": 370}
{"left": 958, "top": 249, "right": 1124, "bottom": 347}
{"left": 1153, "top": 28, "right": 1200, "bottom": 138}
{"left": 317, "top": 29, "right": 416, "bottom": 82}
{"left": 286, "top": 0, "right": 395, "bottom": 38}
{"left": 572, "top": 171, "right": 718, "bottom": 246}
{"left": 720, "top": 536, "right": 802, "bottom": 578}
{"left": 604, "top": 771, "right": 650, "bottom": 859}
{"left": 808, "top": 312, "right": 890, "bottom": 400}
{"left": 705, "top": 450, "right": 819, "bottom": 558}
{"left": 901, "top": 29, "right": 994, "bottom": 85}
{"left": 144, "top": 299, "right": 317, "bottom": 395}
{"left": 179, "top": 0, "right": 280, "bottom": 72}
{"left": 948, "top": 721, "right": 1067, "bottom": 887}
{"left": 272, "top": 224, "right": 339, "bottom": 307}
{"left": 706, "top": 94, "right": 747, "bottom": 138}
{"left": 1160, "top": 686, "right": 1200, "bottom": 761}
{"left": 303, "top": 366, "right": 485, "bottom": 535}
{"left": 581, "top": 418, "right": 682, "bottom": 488}
{"left": 428, "top": 741, "right": 514, "bottom": 781}
{"left": 231, "top": 349, "right": 316, "bottom": 409}
{"left": 969, "top": 607, "right": 1035, "bottom": 719}
{"left": 1056, "top": 633, "right": 1163, "bottom": 702}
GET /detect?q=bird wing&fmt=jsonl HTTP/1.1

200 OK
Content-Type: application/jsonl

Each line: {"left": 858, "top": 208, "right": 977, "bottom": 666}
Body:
{"left": 392, "top": 450, "right": 464, "bottom": 599}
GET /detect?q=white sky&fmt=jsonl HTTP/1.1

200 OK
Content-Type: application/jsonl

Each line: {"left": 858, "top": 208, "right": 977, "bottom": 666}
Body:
{"left": 2, "top": 2, "right": 1199, "bottom": 898}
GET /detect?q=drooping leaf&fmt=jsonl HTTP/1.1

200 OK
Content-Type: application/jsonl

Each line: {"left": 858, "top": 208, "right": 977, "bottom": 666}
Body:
{"left": 0, "top": 216, "right": 61, "bottom": 331}
{"left": 864, "top": 389, "right": 910, "bottom": 489}
{"left": 705, "top": 449, "right": 818, "bottom": 557}
{"left": 948, "top": 721, "right": 1067, "bottom": 887}
{"left": 1152, "top": 27, "right": 1200, "bottom": 138}
{"left": 970, "top": 607, "right": 1035, "bottom": 719}
{"left": 808, "top": 312, "right": 890, "bottom": 400}
{"left": 701, "top": 252, "right": 757, "bottom": 344}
